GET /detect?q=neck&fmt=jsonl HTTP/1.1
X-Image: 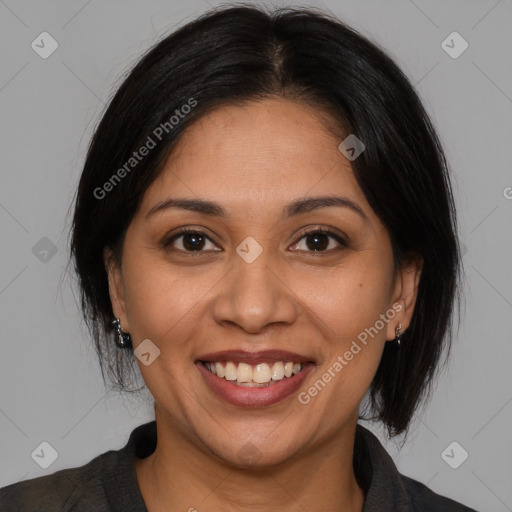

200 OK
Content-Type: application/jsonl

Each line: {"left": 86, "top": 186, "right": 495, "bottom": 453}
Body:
{"left": 135, "top": 407, "right": 365, "bottom": 512}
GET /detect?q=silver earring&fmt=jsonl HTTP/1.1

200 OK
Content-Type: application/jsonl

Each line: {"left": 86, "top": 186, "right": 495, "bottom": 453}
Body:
{"left": 112, "top": 318, "right": 132, "bottom": 348}
{"left": 395, "top": 323, "right": 402, "bottom": 347}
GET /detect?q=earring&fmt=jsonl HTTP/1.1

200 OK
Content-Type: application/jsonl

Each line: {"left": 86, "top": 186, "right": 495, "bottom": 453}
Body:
{"left": 395, "top": 323, "right": 402, "bottom": 347}
{"left": 112, "top": 318, "right": 132, "bottom": 348}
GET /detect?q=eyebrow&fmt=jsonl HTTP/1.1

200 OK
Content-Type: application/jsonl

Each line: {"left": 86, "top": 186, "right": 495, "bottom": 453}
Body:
{"left": 145, "top": 195, "right": 367, "bottom": 220}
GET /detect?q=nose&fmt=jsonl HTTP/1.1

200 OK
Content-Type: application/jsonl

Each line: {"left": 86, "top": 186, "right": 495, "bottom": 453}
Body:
{"left": 212, "top": 249, "right": 299, "bottom": 335}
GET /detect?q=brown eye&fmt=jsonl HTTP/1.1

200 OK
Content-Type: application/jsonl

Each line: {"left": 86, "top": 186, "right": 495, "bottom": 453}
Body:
{"left": 164, "top": 228, "right": 218, "bottom": 252}
{"left": 290, "top": 228, "right": 347, "bottom": 253}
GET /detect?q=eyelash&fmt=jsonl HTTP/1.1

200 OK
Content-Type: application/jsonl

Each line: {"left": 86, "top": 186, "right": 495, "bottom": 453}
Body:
{"left": 162, "top": 227, "right": 347, "bottom": 255}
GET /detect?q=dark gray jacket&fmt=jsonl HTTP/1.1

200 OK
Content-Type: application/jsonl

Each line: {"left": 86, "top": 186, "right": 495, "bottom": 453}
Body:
{"left": 0, "top": 420, "right": 479, "bottom": 511}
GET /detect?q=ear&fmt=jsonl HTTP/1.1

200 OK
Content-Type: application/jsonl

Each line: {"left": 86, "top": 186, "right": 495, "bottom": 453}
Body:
{"left": 386, "top": 253, "right": 423, "bottom": 341}
{"left": 103, "top": 246, "right": 130, "bottom": 331}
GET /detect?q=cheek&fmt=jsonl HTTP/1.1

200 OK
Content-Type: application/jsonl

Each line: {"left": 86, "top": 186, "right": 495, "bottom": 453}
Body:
{"left": 299, "top": 257, "right": 393, "bottom": 344}
{"left": 297, "top": 256, "right": 391, "bottom": 405}
{"left": 121, "top": 254, "right": 205, "bottom": 350}
{"left": 120, "top": 257, "right": 208, "bottom": 407}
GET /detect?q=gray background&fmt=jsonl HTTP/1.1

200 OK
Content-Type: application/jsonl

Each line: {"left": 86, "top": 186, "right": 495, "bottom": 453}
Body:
{"left": 0, "top": 0, "right": 511, "bottom": 510}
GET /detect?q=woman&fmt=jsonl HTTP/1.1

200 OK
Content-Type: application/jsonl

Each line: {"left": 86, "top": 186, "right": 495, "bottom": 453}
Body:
{"left": 0, "top": 4, "right": 479, "bottom": 511}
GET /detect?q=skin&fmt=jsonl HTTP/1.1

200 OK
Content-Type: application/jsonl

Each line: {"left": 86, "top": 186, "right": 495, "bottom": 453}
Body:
{"left": 104, "top": 97, "right": 423, "bottom": 512}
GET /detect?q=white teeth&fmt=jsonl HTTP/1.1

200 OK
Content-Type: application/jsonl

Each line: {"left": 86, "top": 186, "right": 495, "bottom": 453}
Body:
{"left": 204, "top": 360, "right": 305, "bottom": 385}
{"left": 224, "top": 361, "right": 237, "bottom": 381}
{"left": 236, "top": 363, "right": 253, "bottom": 383}
{"left": 215, "top": 362, "right": 225, "bottom": 378}
{"left": 271, "top": 362, "right": 285, "bottom": 380}
{"left": 253, "top": 363, "right": 271, "bottom": 384}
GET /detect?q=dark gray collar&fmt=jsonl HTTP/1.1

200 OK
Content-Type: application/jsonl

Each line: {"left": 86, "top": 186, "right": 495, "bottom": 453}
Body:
{"left": 354, "top": 423, "right": 412, "bottom": 511}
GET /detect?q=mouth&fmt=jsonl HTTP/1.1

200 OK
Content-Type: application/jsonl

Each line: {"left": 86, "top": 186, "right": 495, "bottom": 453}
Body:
{"left": 200, "top": 360, "right": 307, "bottom": 387}
{"left": 196, "top": 350, "right": 315, "bottom": 407}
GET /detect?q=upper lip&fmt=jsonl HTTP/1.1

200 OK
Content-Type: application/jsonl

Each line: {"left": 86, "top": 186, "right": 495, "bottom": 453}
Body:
{"left": 196, "top": 349, "right": 315, "bottom": 365}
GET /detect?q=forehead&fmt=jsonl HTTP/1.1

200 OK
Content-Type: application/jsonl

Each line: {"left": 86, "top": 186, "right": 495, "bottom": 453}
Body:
{"left": 140, "top": 97, "right": 369, "bottom": 218}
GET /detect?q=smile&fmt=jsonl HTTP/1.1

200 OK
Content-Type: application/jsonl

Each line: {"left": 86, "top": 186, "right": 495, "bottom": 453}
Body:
{"left": 202, "top": 361, "right": 305, "bottom": 387}
{"left": 195, "top": 350, "right": 315, "bottom": 407}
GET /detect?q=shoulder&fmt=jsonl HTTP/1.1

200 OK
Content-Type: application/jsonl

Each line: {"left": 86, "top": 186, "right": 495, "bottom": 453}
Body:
{"left": 401, "top": 474, "right": 479, "bottom": 512}
{"left": 0, "top": 420, "right": 155, "bottom": 512}
{"left": 354, "top": 424, "right": 480, "bottom": 512}
{"left": 0, "top": 449, "right": 119, "bottom": 512}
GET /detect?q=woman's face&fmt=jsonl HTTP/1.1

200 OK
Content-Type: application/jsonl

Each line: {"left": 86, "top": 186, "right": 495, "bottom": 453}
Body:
{"left": 106, "top": 97, "right": 421, "bottom": 467}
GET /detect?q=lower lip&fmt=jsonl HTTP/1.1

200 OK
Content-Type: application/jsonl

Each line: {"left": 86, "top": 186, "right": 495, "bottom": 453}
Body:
{"left": 196, "top": 362, "right": 314, "bottom": 407}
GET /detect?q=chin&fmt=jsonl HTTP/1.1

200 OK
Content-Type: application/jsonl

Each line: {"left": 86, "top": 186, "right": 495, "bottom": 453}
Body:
{"left": 203, "top": 430, "right": 304, "bottom": 470}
